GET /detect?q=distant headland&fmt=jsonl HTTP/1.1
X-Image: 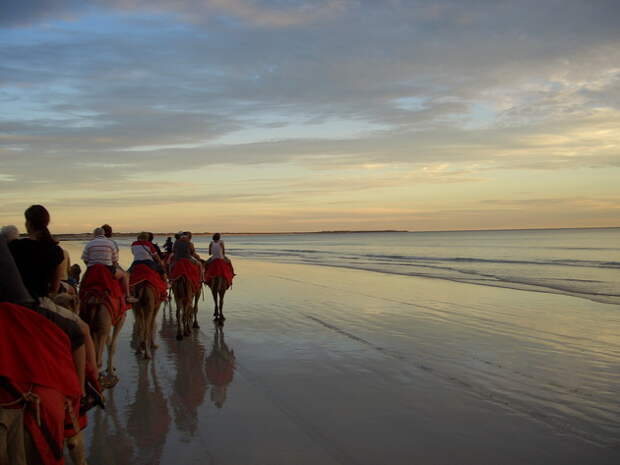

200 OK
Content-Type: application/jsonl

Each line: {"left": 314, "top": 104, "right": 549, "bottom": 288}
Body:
{"left": 53, "top": 230, "right": 409, "bottom": 241}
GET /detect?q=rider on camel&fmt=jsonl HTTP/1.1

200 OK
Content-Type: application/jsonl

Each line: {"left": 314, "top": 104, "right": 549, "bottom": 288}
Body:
{"left": 164, "top": 236, "right": 173, "bottom": 254}
{"left": 147, "top": 232, "right": 164, "bottom": 259}
{"left": 129, "top": 231, "right": 166, "bottom": 278}
{"left": 82, "top": 227, "right": 137, "bottom": 303}
{"left": 207, "top": 233, "right": 236, "bottom": 276}
{"left": 173, "top": 232, "right": 202, "bottom": 266}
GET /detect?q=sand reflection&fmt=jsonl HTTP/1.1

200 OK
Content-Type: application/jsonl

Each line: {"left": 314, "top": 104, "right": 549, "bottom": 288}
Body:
{"left": 205, "top": 323, "right": 236, "bottom": 408}
{"left": 126, "top": 361, "right": 170, "bottom": 465}
{"left": 88, "top": 389, "right": 134, "bottom": 465}
{"left": 160, "top": 311, "right": 207, "bottom": 436}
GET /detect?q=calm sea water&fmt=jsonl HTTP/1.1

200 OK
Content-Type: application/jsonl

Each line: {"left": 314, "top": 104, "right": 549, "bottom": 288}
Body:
{"left": 178, "top": 228, "right": 620, "bottom": 306}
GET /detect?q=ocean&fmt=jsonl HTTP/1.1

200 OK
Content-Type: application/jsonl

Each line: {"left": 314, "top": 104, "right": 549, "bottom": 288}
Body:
{"left": 182, "top": 228, "right": 620, "bottom": 306}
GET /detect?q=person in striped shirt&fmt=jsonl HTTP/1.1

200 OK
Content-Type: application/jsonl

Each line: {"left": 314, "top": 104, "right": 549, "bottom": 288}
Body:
{"left": 81, "top": 227, "right": 137, "bottom": 303}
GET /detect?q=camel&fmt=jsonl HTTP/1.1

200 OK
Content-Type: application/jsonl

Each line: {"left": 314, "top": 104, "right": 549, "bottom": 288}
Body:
{"left": 83, "top": 297, "right": 126, "bottom": 388}
{"left": 170, "top": 276, "right": 200, "bottom": 340}
{"left": 131, "top": 281, "right": 162, "bottom": 359}
{"left": 207, "top": 275, "right": 228, "bottom": 321}
{"left": 0, "top": 417, "right": 87, "bottom": 465}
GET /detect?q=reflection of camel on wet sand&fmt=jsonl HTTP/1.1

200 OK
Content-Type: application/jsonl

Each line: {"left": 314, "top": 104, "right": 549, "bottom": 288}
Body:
{"left": 127, "top": 360, "right": 171, "bottom": 465}
{"left": 160, "top": 311, "right": 207, "bottom": 436}
{"left": 205, "top": 323, "right": 236, "bottom": 408}
{"left": 89, "top": 389, "right": 135, "bottom": 465}
{"left": 88, "top": 356, "right": 171, "bottom": 465}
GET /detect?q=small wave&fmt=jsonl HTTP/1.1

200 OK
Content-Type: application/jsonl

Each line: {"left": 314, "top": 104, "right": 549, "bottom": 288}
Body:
{"left": 252, "top": 250, "right": 620, "bottom": 270}
{"left": 233, "top": 250, "right": 620, "bottom": 305}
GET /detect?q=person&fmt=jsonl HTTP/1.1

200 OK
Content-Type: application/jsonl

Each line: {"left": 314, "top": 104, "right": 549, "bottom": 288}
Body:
{"left": 173, "top": 232, "right": 202, "bottom": 265}
{"left": 82, "top": 227, "right": 137, "bottom": 303}
{"left": 208, "top": 233, "right": 236, "bottom": 275}
{"left": 57, "top": 244, "right": 71, "bottom": 283}
{"left": 1, "top": 235, "right": 104, "bottom": 465}
{"left": 147, "top": 232, "right": 164, "bottom": 259}
{"left": 67, "top": 263, "right": 82, "bottom": 287}
{"left": 0, "top": 224, "right": 19, "bottom": 242}
{"left": 101, "top": 223, "right": 118, "bottom": 250}
{"left": 2, "top": 209, "right": 97, "bottom": 377}
{"left": 1, "top": 232, "right": 89, "bottom": 397}
{"left": 164, "top": 236, "right": 173, "bottom": 254}
{"left": 9, "top": 205, "right": 64, "bottom": 300}
{"left": 129, "top": 231, "right": 166, "bottom": 277}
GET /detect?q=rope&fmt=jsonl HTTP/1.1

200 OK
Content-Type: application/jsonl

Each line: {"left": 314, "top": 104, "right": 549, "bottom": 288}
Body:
{"left": 0, "top": 386, "right": 41, "bottom": 427}
{"left": 65, "top": 398, "right": 81, "bottom": 435}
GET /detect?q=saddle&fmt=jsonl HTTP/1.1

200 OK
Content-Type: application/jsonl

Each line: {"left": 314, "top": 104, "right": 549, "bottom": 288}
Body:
{"left": 79, "top": 264, "right": 129, "bottom": 326}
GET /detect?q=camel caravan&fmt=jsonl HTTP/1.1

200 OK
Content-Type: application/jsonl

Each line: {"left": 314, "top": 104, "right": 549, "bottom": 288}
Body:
{"left": 0, "top": 205, "right": 235, "bottom": 465}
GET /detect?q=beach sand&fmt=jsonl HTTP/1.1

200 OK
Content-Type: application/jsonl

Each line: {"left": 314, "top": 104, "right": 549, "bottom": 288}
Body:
{"left": 70, "top": 254, "right": 619, "bottom": 465}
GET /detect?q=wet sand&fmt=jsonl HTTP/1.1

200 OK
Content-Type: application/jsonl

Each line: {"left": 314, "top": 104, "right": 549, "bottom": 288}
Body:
{"left": 77, "top": 257, "right": 619, "bottom": 465}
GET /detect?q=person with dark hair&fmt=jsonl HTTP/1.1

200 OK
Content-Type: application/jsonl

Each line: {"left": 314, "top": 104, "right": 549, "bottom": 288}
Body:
{"left": 1, "top": 233, "right": 88, "bottom": 393}
{"left": 164, "top": 236, "right": 173, "bottom": 254}
{"left": 174, "top": 232, "right": 201, "bottom": 263}
{"left": 147, "top": 232, "right": 164, "bottom": 259}
{"left": 0, "top": 235, "right": 105, "bottom": 464}
{"left": 208, "top": 232, "right": 235, "bottom": 275}
{"left": 9, "top": 205, "right": 64, "bottom": 300}
{"left": 68, "top": 264, "right": 82, "bottom": 287}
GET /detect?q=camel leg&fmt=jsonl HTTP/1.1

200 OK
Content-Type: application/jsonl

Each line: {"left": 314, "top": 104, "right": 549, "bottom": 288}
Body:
{"left": 150, "top": 302, "right": 160, "bottom": 350}
{"left": 140, "top": 310, "right": 150, "bottom": 359}
{"left": 175, "top": 297, "right": 183, "bottom": 340}
{"left": 147, "top": 288, "right": 160, "bottom": 351}
{"left": 133, "top": 285, "right": 148, "bottom": 357}
{"left": 218, "top": 287, "right": 225, "bottom": 321}
{"left": 66, "top": 432, "right": 87, "bottom": 465}
{"left": 183, "top": 299, "right": 192, "bottom": 336}
{"left": 133, "top": 309, "right": 144, "bottom": 356}
{"left": 106, "top": 313, "right": 125, "bottom": 379}
{"left": 143, "top": 299, "right": 156, "bottom": 360}
{"left": 93, "top": 306, "right": 111, "bottom": 370}
{"left": 211, "top": 287, "right": 219, "bottom": 319}
{"left": 192, "top": 291, "right": 200, "bottom": 329}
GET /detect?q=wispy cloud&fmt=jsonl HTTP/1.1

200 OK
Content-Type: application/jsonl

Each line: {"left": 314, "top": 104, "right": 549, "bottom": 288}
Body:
{"left": 1, "top": 1, "right": 619, "bottom": 230}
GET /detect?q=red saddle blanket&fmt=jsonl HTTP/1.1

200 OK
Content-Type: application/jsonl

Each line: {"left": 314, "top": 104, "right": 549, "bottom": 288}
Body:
{"left": 79, "top": 264, "right": 129, "bottom": 326}
{"left": 170, "top": 258, "right": 202, "bottom": 293}
{"left": 129, "top": 264, "right": 168, "bottom": 300}
{"left": 204, "top": 259, "right": 234, "bottom": 288}
{"left": 0, "top": 302, "right": 82, "bottom": 465}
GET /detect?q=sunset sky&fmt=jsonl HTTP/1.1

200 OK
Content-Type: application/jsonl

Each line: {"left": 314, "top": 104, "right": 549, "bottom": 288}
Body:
{"left": 1, "top": 1, "right": 619, "bottom": 233}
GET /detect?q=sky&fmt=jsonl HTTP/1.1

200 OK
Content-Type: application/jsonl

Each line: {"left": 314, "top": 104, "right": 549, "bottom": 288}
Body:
{"left": 1, "top": 0, "right": 619, "bottom": 233}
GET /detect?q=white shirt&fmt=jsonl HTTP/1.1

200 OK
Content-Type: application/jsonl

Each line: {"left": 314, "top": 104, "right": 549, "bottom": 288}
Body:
{"left": 82, "top": 236, "right": 118, "bottom": 266}
{"left": 131, "top": 243, "right": 154, "bottom": 261}
{"left": 210, "top": 240, "right": 224, "bottom": 259}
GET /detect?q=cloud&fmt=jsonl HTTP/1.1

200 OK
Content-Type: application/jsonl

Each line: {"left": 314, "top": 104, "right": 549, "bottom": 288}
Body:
{"left": 1, "top": 1, "right": 620, "bottom": 230}
{"left": 1, "top": 0, "right": 350, "bottom": 28}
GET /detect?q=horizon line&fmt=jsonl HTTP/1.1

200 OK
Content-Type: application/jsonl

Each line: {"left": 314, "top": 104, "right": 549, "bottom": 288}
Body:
{"left": 51, "top": 225, "right": 620, "bottom": 237}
